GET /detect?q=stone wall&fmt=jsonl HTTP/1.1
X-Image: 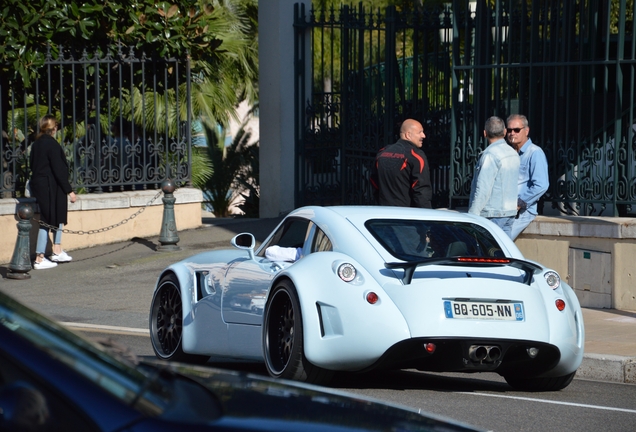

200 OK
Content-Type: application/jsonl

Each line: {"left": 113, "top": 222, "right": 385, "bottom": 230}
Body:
{"left": 516, "top": 215, "right": 636, "bottom": 312}
{"left": 1, "top": 188, "right": 203, "bottom": 265}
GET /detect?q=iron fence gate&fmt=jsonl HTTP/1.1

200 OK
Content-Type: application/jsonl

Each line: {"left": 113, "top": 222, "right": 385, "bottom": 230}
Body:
{"left": 294, "top": 0, "right": 636, "bottom": 216}
{"left": 1, "top": 43, "right": 192, "bottom": 198}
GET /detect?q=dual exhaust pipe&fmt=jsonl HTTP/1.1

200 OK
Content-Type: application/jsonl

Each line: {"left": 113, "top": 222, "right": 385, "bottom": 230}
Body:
{"left": 468, "top": 345, "right": 501, "bottom": 363}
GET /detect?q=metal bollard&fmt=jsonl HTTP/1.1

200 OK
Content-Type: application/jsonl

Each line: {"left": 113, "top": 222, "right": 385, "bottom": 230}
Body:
{"left": 156, "top": 178, "right": 181, "bottom": 251}
{"left": 8, "top": 203, "right": 33, "bottom": 280}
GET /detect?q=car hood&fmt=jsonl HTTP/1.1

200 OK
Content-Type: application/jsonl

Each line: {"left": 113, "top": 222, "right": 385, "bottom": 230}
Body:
{"left": 155, "top": 361, "right": 481, "bottom": 432}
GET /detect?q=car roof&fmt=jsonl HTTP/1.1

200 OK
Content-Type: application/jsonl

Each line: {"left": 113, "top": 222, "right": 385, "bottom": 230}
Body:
{"left": 284, "top": 205, "right": 522, "bottom": 260}
{"left": 289, "top": 205, "right": 485, "bottom": 225}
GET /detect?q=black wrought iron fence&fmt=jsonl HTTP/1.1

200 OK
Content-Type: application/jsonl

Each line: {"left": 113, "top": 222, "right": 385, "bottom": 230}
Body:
{"left": 1, "top": 43, "right": 192, "bottom": 198}
{"left": 451, "top": 0, "right": 636, "bottom": 216}
{"left": 295, "top": 1, "right": 636, "bottom": 216}
{"left": 294, "top": 3, "right": 455, "bottom": 208}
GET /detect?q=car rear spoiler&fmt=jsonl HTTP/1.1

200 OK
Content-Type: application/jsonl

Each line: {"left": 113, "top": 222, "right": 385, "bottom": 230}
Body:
{"left": 385, "top": 257, "right": 543, "bottom": 285}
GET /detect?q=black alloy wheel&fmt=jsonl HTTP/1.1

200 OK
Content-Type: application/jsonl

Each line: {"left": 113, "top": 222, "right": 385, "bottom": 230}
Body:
{"left": 149, "top": 273, "right": 207, "bottom": 363}
{"left": 263, "top": 279, "right": 333, "bottom": 384}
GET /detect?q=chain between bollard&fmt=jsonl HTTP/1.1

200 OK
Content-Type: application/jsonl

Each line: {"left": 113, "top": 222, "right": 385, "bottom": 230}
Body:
{"left": 33, "top": 190, "right": 163, "bottom": 235}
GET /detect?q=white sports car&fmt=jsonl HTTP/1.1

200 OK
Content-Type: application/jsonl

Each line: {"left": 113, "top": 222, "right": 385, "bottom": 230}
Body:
{"left": 149, "top": 206, "right": 585, "bottom": 391}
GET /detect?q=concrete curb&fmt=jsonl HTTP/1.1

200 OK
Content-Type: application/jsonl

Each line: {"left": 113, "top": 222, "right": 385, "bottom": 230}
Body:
{"left": 578, "top": 353, "right": 636, "bottom": 384}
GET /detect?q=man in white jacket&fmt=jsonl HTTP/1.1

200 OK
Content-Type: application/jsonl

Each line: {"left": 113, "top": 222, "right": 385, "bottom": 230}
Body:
{"left": 468, "top": 116, "right": 520, "bottom": 238}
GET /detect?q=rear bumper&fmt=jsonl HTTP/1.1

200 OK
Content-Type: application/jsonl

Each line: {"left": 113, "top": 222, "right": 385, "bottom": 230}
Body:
{"left": 364, "top": 337, "right": 562, "bottom": 377}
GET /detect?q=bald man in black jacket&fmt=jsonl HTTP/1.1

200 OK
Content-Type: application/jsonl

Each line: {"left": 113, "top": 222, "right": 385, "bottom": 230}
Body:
{"left": 370, "top": 119, "right": 433, "bottom": 208}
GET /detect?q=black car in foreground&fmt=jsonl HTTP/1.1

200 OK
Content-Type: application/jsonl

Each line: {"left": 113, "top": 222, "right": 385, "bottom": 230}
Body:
{"left": 0, "top": 291, "right": 481, "bottom": 432}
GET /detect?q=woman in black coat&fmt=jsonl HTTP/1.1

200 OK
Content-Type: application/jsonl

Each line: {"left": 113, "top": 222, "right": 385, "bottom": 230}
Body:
{"left": 29, "top": 114, "right": 77, "bottom": 269}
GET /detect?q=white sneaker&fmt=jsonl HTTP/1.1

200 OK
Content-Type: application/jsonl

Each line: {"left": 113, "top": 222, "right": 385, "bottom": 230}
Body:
{"left": 50, "top": 250, "right": 73, "bottom": 263}
{"left": 34, "top": 258, "right": 58, "bottom": 270}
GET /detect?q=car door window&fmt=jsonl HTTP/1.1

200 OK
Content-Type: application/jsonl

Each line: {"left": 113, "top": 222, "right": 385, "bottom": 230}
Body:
{"left": 311, "top": 227, "right": 333, "bottom": 252}
{"left": 0, "top": 352, "right": 101, "bottom": 432}
{"left": 258, "top": 218, "right": 310, "bottom": 257}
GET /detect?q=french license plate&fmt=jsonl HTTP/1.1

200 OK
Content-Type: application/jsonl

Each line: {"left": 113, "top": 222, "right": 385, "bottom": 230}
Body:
{"left": 444, "top": 300, "right": 524, "bottom": 321}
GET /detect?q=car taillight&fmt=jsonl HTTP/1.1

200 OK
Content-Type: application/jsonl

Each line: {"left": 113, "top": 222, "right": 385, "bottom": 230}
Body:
{"left": 366, "top": 292, "right": 378, "bottom": 304}
{"left": 555, "top": 299, "right": 566, "bottom": 311}
{"left": 457, "top": 257, "right": 511, "bottom": 264}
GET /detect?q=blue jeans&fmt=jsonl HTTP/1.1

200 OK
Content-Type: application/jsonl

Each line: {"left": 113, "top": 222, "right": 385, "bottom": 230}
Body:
{"left": 489, "top": 216, "right": 515, "bottom": 238}
{"left": 510, "top": 210, "right": 536, "bottom": 240}
{"left": 36, "top": 224, "right": 63, "bottom": 254}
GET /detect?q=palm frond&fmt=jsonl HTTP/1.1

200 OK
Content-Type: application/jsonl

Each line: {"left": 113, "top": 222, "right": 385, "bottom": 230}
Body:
{"left": 190, "top": 146, "right": 213, "bottom": 189}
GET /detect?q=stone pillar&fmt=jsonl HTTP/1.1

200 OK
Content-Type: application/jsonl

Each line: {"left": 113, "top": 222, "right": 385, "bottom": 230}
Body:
{"left": 258, "top": 0, "right": 311, "bottom": 217}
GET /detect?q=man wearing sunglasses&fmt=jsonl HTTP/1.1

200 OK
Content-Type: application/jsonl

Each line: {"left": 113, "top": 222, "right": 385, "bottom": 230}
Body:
{"left": 506, "top": 114, "right": 549, "bottom": 240}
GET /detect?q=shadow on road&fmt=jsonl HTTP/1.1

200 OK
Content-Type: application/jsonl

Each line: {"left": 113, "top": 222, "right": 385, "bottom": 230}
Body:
{"left": 131, "top": 236, "right": 160, "bottom": 251}
{"left": 329, "top": 369, "right": 512, "bottom": 393}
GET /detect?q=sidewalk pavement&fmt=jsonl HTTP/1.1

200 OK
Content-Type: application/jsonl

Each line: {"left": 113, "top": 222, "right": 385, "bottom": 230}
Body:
{"left": 577, "top": 308, "right": 636, "bottom": 383}
{"left": 2, "top": 211, "right": 635, "bottom": 385}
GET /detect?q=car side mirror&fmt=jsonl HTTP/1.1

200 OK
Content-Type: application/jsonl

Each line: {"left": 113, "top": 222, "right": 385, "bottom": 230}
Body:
{"left": 231, "top": 233, "right": 256, "bottom": 260}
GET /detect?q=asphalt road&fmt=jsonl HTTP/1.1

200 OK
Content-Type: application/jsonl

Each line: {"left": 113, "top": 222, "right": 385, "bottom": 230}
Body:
{"left": 2, "top": 218, "right": 636, "bottom": 432}
{"left": 74, "top": 330, "right": 636, "bottom": 432}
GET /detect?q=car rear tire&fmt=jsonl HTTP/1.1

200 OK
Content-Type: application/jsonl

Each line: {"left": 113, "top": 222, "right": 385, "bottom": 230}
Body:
{"left": 504, "top": 371, "right": 576, "bottom": 391}
{"left": 263, "top": 280, "right": 333, "bottom": 385}
{"left": 149, "top": 273, "right": 208, "bottom": 363}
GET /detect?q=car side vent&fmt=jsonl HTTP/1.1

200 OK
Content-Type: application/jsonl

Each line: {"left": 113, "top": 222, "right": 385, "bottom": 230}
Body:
{"left": 195, "top": 271, "right": 209, "bottom": 302}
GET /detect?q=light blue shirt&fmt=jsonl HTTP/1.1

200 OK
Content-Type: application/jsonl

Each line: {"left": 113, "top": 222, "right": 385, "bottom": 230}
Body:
{"left": 517, "top": 138, "right": 549, "bottom": 215}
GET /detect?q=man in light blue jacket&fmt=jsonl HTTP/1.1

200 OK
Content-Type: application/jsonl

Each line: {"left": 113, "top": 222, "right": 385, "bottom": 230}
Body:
{"left": 506, "top": 114, "right": 549, "bottom": 240}
{"left": 468, "top": 116, "right": 520, "bottom": 238}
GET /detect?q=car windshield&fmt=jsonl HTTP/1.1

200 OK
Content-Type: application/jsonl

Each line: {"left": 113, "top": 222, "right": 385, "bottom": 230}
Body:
{"left": 365, "top": 219, "right": 504, "bottom": 261}
{"left": 0, "top": 293, "right": 217, "bottom": 420}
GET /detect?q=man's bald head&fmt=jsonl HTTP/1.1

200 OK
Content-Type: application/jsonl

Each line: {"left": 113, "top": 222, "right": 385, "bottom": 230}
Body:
{"left": 399, "top": 119, "right": 426, "bottom": 147}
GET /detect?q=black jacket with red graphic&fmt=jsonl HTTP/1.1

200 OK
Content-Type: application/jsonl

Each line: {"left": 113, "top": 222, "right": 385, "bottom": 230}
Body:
{"left": 370, "top": 139, "right": 432, "bottom": 208}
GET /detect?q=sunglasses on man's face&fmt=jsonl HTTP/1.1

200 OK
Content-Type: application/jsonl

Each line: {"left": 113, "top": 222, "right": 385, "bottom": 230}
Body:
{"left": 507, "top": 127, "right": 525, "bottom": 133}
